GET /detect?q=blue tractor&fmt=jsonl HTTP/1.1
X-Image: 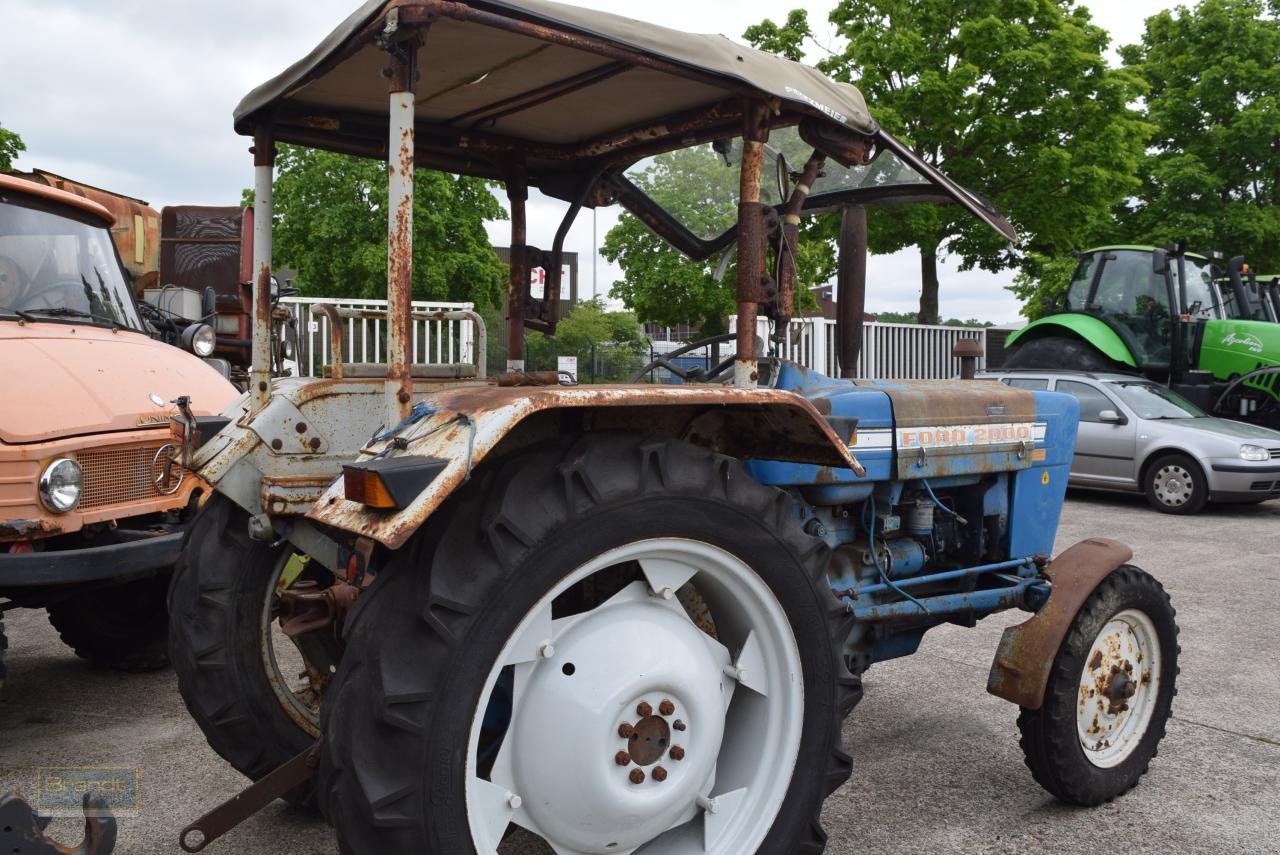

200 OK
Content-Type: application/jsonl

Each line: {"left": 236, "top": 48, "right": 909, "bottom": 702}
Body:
{"left": 167, "top": 3, "right": 1179, "bottom": 854}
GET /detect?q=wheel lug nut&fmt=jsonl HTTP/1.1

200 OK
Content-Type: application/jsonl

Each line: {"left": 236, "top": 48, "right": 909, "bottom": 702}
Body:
{"left": 618, "top": 722, "right": 634, "bottom": 738}
{"left": 669, "top": 745, "right": 685, "bottom": 761}
{"left": 614, "top": 751, "right": 631, "bottom": 766}
{"left": 636, "top": 701, "right": 653, "bottom": 717}
{"left": 538, "top": 641, "right": 555, "bottom": 659}
{"left": 629, "top": 769, "right": 645, "bottom": 784}
{"left": 652, "top": 766, "right": 668, "bottom": 782}
{"left": 659, "top": 699, "right": 675, "bottom": 716}
{"left": 673, "top": 720, "right": 687, "bottom": 731}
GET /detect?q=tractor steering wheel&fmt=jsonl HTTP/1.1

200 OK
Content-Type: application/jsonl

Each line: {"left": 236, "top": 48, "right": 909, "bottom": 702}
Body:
{"left": 628, "top": 332, "right": 738, "bottom": 383}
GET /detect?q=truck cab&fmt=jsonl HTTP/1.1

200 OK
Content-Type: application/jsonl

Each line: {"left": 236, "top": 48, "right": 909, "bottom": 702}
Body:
{"left": 0, "top": 173, "right": 237, "bottom": 679}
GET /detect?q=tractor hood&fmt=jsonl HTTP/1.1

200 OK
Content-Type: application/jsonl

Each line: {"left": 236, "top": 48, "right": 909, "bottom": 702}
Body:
{"left": 0, "top": 322, "right": 239, "bottom": 444}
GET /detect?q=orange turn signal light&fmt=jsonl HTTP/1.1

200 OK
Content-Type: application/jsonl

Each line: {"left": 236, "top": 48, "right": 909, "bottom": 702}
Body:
{"left": 342, "top": 457, "right": 450, "bottom": 510}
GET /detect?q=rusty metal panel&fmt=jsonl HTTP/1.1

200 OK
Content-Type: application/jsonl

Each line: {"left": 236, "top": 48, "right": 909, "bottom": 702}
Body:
{"left": 987, "top": 538, "right": 1133, "bottom": 710}
{"left": 306, "top": 384, "right": 865, "bottom": 548}
{"left": 159, "top": 206, "right": 247, "bottom": 300}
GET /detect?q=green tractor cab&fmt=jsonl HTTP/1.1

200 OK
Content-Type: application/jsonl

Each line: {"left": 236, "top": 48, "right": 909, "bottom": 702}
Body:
{"left": 1006, "top": 245, "right": 1280, "bottom": 428}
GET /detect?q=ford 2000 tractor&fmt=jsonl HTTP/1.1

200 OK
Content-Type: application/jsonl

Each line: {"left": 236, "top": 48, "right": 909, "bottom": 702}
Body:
{"left": 154, "top": 3, "right": 1179, "bottom": 854}
{"left": 1006, "top": 244, "right": 1280, "bottom": 428}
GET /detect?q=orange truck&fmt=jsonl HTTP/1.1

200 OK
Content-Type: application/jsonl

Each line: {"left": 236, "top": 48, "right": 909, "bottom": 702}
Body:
{"left": 0, "top": 173, "right": 237, "bottom": 686}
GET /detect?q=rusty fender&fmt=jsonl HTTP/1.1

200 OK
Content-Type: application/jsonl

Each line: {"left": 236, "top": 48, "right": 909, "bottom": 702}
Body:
{"left": 987, "top": 538, "right": 1133, "bottom": 709}
{"left": 306, "top": 384, "right": 864, "bottom": 549}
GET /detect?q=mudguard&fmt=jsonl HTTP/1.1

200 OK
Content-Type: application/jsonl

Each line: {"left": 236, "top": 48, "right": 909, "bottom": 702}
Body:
{"left": 1005, "top": 315, "right": 1138, "bottom": 368}
{"left": 306, "top": 385, "right": 864, "bottom": 549}
{"left": 987, "top": 537, "right": 1133, "bottom": 709}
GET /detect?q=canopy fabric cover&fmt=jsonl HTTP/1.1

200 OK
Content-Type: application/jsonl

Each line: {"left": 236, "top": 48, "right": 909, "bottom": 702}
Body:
{"left": 233, "top": 0, "right": 876, "bottom": 161}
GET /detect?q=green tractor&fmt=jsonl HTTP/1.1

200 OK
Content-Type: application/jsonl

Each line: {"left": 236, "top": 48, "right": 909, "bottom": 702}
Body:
{"left": 1005, "top": 245, "right": 1280, "bottom": 428}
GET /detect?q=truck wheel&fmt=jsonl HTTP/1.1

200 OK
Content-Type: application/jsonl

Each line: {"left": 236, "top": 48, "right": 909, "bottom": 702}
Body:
{"left": 1143, "top": 453, "right": 1208, "bottom": 514}
{"left": 46, "top": 575, "right": 170, "bottom": 672}
{"left": 169, "top": 494, "right": 338, "bottom": 805}
{"left": 321, "top": 434, "right": 861, "bottom": 854}
{"left": 1004, "top": 335, "right": 1130, "bottom": 373}
{"left": 1017, "top": 565, "right": 1178, "bottom": 805}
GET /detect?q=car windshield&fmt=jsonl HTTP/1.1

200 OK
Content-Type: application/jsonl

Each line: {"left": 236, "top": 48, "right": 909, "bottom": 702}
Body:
{"left": 623, "top": 126, "right": 930, "bottom": 242}
{"left": 0, "top": 196, "right": 142, "bottom": 330}
{"left": 1107, "top": 381, "right": 1205, "bottom": 419}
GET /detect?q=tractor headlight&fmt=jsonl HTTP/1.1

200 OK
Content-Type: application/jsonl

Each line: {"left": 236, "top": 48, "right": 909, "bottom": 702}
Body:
{"left": 182, "top": 323, "right": 217, "bottom": 357}
{"left": 1239, "top": 444, "right": 1270, "bottom": 462}
{"left": 39, "top": 458, "right": 83, "bottom": 512}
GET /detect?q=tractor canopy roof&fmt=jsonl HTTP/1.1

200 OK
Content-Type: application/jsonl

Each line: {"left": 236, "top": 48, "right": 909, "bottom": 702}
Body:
{"left": 233, "top": 0, "right": 1014, "bottom": 244}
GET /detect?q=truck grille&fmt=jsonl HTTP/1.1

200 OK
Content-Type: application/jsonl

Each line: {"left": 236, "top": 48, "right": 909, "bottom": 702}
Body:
{"left": 77, "top": 444, "right": 175, "bottom": 510}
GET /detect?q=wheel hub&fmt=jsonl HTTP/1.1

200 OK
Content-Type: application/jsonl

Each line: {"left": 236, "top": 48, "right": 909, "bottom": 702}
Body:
{"left": 505, "top": 588, "right": 726, "bottom": 852}
{"left": 1076, "top": 609, "right": 1161, "bottom": 768}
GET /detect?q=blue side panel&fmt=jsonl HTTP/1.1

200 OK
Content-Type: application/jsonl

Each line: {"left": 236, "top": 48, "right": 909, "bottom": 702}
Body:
{"left": 747, "top": 363, "right": 895, "bottom": 487}
{"left": 1008, "top": 390, "right": 1079, "bottom": 557}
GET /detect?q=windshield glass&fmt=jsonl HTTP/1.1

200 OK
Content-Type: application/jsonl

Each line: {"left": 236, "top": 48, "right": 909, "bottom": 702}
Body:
{"left": 1173, "top": 257, "right": 1217, "bottom": 319}
{"left": 0, "top": 196, "right": 142, "bottom": 330}
{"left": 623, "top": 126, "right": 930, "bottom": 242}
{"left": 1107, "top": 380, "right": 1205, "bottom": 419}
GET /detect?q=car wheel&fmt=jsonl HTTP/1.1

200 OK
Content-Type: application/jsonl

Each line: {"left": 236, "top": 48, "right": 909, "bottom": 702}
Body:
{"left": 320, "top": 434, "right": 862, "bottom": 854}
{"left": 1143, "top": 453, "right": 1207, "bottom": 514}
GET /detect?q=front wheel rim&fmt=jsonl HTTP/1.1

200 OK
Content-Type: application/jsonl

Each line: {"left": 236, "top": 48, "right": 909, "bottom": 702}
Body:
{"left": 1152, "top": 464, "right": 1195, "bottom": 507}
{"left": 1076, "top": 608, "right": 1162, "bottom": 768}
{"left": 465, "top": 538, "right": 805, "bottom": 855}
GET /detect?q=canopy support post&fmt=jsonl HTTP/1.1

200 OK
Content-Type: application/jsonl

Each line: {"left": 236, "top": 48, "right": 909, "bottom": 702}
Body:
{"left": 384, "top": 36, "right": 419, "bottom": 427}
{"left": 837, "top": 205, "right": 868, "bottom": 378}
{"left": 250, "top": 129, "right": 275, "bottom": 412}
{"left": 506, "top": 169, "right": 529, "bottom": 372}
{"left": 735, "top": 102, "right": 771, "bottom": 389}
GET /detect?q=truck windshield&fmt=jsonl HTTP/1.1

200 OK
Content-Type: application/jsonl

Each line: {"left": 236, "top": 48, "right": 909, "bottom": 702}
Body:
{"left": 0, "top": 197, "right": 143, "bottom": 330}
{"left": 1107, "top": 381, "right": 1205, "bottom": 419}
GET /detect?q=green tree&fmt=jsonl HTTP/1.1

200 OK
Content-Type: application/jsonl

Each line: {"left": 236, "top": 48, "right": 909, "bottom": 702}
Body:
{"left": 524, "top": 298, "right": 648, "bottom": 381}
{"left": 872, "top": 310, "right": 994, "bottom": 327}
{"left": 1118, "top": 0, "right": 1280, "bottom": 271}
{"left": 1007, "top": 251, "right": 1081, "bottom": 319}
{"left": 747, "top": 0, "right": 1151, "bottom": 323}
{"left": 245, "top": 146, "right": 506, "bottom": 307}
{"left": 602, "top": 144, "right": 830, "bottom": 337}
{"left": 0, "top": 123, "right": 26, "bottom": 172}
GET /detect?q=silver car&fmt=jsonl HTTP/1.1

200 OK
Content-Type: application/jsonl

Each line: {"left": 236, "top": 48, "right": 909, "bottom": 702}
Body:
{"left": 978, "top": 370, "right": 1280, "bottom": 513}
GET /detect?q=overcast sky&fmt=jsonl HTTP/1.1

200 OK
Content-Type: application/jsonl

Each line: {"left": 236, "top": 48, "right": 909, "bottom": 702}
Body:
{"left": 3, "top": 0, "right": 1181, "bottom": 324}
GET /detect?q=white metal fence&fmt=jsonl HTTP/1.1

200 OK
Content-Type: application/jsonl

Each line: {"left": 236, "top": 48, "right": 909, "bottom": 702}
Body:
{"left": 285, "top": 296, "right": 985, "bottom": 382}
{"left": 283, "top": 296, "right": 476, "bottom": 378}
{"left": 730, "top": 317, "right": 987, "bottom": 379}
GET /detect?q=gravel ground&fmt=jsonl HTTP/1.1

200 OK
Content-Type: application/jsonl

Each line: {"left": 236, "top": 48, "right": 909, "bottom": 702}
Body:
{"left": 1, "top": 490, "right": 1277, "bottom": 854}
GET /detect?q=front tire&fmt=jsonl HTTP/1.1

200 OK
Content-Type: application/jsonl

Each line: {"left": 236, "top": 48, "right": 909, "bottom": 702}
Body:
{"left": 320, "top": 434, "right": 861, "bottom": 854}
{"left": 169, "top": 494, "right": 338, "bottom": 804}
{"left": 46, "top": 575, "right": 170, "bottom": 672}
{"left": 1143, "top": 453, "right": 1208, "bottom": 514}
{"left": 1017, "top": 565, "right": 1178, "bottom": 805}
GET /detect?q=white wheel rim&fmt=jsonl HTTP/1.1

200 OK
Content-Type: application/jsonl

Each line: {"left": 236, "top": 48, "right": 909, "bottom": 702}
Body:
{"left": 1076, "top": 608, "right": 1161, "bottom": 768}
{"left": 465, "top": 538, "right": 805, "bottom": 855}
{"left": 1152, "top": 464, "right": 1195, "bottom": 507}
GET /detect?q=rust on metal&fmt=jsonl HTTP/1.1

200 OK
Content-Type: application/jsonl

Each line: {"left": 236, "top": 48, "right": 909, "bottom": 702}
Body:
{"left": 506, "top": 169, "right": 529, "bottom": 368}
{"left": 495, "top": 371, "right": 561, "bottom": 387}
{"left": 627, "top": 714, "right": 670, "bottom": 766}
{"left": 734, "top": 101, "right": 770, "bottom": 387}
{"left": 385, "top": 34, "right": 420, "bottom": 423}
{"left": 0, "top": 519, "right": 61, "bottom": 540}
{"left": 987, "top": 538, "right": 1134, "bottom": 709}
{"left": 0, "top": 791, "right": 116, "bottom": 855}
{"left": 953, "top": 338, "right": 984, "bottom": 380}
{"left": 178, "top": 741, "right": 322, "bottom": 853}
{"left": 836, "top": 205, "right": 868, "bottom": 378}
{"left": 307, "top": 384, "right": 866, "bottom": 548}
{"left": 250, "top": 128, "right": 276, "bottom": 411}
{"left": 774, "top": 152, "right": 826, "bottom": 335}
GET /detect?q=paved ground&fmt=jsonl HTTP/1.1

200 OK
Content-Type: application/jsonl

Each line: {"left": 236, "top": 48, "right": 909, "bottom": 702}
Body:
{"left": 1, "top": 490, "right": 1277, "bottom": 854}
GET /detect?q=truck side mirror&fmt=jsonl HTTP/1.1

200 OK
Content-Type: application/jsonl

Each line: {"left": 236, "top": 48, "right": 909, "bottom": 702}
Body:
{"left": 1098, "top": 409, "right": 1125, "bottom": 425}
{"left": 201, "top": 286, "right": 217, "bottom": 319}
{"left": 1152, "top": 249, "right": 1168, "bottom": 276}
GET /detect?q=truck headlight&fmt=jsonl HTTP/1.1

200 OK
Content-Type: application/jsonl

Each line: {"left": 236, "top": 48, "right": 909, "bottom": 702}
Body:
{"left": 1239, "top": 444, "right": 1270, "bottom": 462}
{"left": 39, "top": 458, "right": 83, "bottom": 512}
{"left": 182, "top": 323, "right": 217, "bottom": 357}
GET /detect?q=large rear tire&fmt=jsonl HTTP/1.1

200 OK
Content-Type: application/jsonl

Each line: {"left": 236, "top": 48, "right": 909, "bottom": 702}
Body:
{"left": 1017, "top": 565, "right": 1178, "bottom": 805}
{"left": 320, "top": 434, "right": 862, "bottom": 854}
{"left": 169, "top": 494, "right": 336, "bottom": 805}
{"left": 46, "top": 575, "right": 170, "bottom": 672}
{"left": 1005, "top": 335, "right": 1132, "bottom": 373}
